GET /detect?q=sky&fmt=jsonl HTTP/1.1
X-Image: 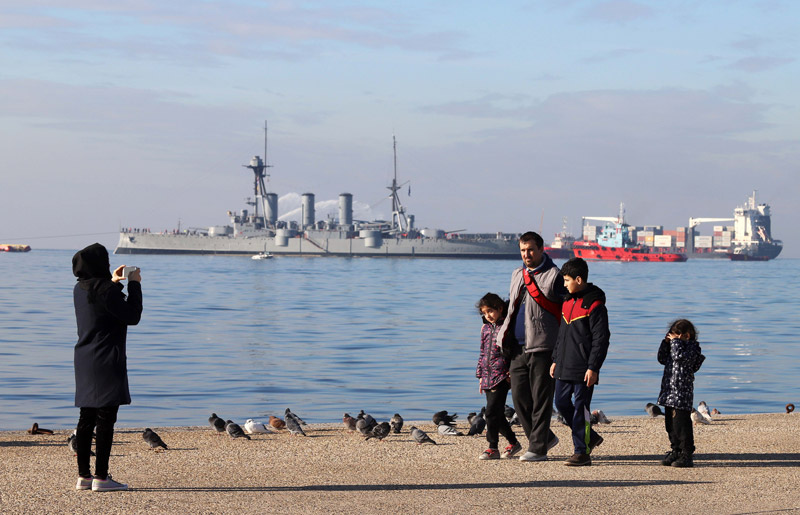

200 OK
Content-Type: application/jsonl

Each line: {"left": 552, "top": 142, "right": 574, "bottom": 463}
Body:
{"left": 1, "top": 0, "right": 797, "bottom": 257}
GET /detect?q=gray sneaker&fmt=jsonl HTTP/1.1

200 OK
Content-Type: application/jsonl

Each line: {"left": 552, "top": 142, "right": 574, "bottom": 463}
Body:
{"left": 519, "top": 451, "right": 547, "bottom": 462}
{"left": 92, "top": 474, "right": 128, "bottom": 492}
{"left": 519, "top": 435, "right": 559, "bottom": 461}
{"left": 75, "top": 477, "right": 93, "bottom": 490}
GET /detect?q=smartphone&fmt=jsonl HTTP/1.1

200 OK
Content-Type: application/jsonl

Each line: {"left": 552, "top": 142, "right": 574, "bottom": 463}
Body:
{"left": 121, "top": 266, "right": 139, "bottom": 279}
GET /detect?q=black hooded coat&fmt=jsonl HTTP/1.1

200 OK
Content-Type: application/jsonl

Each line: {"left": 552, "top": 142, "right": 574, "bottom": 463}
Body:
{"left": 72, "top": 243, "right": 142, "bottom": 408}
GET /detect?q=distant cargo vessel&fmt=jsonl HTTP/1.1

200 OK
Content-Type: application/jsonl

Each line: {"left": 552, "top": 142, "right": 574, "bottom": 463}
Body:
{"left": 546, "top": 192, "right": 782, "bottom": 262}
{"left": 115, "top": 132, "right": 521, "bottom": 258}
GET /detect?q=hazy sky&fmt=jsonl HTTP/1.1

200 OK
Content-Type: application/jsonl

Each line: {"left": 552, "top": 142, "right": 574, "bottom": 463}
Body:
{"left": 1, "top": 1, "right": 797, "bottom": 256}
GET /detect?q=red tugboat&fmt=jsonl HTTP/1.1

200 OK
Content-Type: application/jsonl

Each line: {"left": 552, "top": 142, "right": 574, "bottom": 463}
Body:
{"left": 573, "top": 205, "right": 687, "bottom": 263}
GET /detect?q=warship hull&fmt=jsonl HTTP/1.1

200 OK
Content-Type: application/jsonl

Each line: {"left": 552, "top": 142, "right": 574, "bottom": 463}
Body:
{"left": 115, "top": 232, "right": 522, "bottom": 259}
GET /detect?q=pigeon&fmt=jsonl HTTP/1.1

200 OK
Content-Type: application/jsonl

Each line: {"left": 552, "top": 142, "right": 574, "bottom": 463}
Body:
{"left": 285, "top": 408, "right": 307, "bottom": 425}
{"left": 343, "top": 413, "right": 358, "bottom": 432}
{"left": 508, "top": 412, "right": 520, "bottom": 426}
{"left": 711, "top": 408, "right": 722, "bottom": 416}
{"left": 358, "top": 410, "right": 377, "bottom": 430}
{"left": 27, "top": 422, "right": 54, "bottom": 435}
{"left": 365, "top": 422, "right": 391, "bottom": 441}
{"left": 438, "top": 423, "right": 464, "bottom": 436}
{"left": 691, "top": 409, "right": 711, "bottom": 426}
{"left": 285, "top": 414, "right": 307, "bottom": 436}
{"left": 269, "top": 415, "right": 286, "bottom": 430}
{"left": 142, "top": 428, "right": 168, "bottom": 451}
{"left": 390, "top": 413, "right": 403, "bottom": 434}
{"left": 468, "top": 408, "right": 486, "bottom": 436}
{"left": 225, "top": 420, "right": 251, "bottom": 440}
{"left": 209, "top": 413, "right": 226, "bottom": 434}
{"left": 504, "top": 405, "right": 516, "bottom": 419}
{"left": 410, "top": 426, "right": 437, "bottom": 445}
{"left": 697, "top": 402, "right": 713, "bottom": 423}
{"left": 67, "top": 431, "right": 94, "bottom": 456}
{"left": 467, "top": 412, "right": 477, "bottom": 425}
{"left": 244, "top": 419, "right": 273, "bottom": 434}
{"left": 432, "top": 410, "right": 457, "bottom": 426}
{"left": 592, "top": 410, "right": 611, "bottom": 425}
{"left": 645, "top": 403, "right": 664, "bottom": 417}
{"left": 356, "top": 417, "right": 371, "bottom": 436}
{"left": 555, "top": 411, "right": 569, "bottom": 426}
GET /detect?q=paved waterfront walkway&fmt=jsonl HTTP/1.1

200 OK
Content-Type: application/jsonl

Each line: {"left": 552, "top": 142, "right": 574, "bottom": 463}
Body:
{"left": 1, "top": 413, "right": 798, "bottom": 514}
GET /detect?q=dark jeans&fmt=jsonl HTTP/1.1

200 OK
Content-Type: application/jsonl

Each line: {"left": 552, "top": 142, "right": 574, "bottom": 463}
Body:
{"left": 76, "top": 405, "right": 119, "bottom": 479}
{"left": 484, "top": 380, "right": 518, "bottom": 449}
{"left": 508, "top": 348, "right": 556, "bottom": 454}
{"left": 554, "top": 379, "right": 600, "bottom": 454}
{"left": 664, "top": 406, "right": 694, "bottom": 455}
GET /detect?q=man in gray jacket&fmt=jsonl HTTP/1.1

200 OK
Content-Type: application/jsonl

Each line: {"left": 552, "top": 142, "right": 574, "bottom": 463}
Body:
{"left": 496, "top": 231, "right": 566, "bottom": 461}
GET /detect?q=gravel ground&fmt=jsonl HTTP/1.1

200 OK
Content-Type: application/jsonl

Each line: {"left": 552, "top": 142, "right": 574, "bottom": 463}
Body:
{"left": 1, "top": 413, "right": 798, "bottom": 514}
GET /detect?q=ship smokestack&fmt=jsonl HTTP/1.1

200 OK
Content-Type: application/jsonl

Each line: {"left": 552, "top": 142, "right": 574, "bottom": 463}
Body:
{"left": 301, "top": 193, "right": 315, "bottom": 228}
{"left": 266, "top": 193, "right": 278, "bottom": 225}
{"left": 339, "top": 193, "right": 353, "bottom": 226}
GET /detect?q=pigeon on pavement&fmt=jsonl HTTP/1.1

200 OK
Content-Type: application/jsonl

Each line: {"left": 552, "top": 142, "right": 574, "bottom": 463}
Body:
{"left": 244, "top": 419, "right": 273, "bottom": 434}
{"left": 343, "top": 413, "right": 358, "bottom": 432}
{"left": 142, "top": 428, "right": 168, "bottom": 451}
{"left": 410, "top": 426, "right": 437, "bottom": 445}
{"left": 438, "top": 424, "right": 464, "bottom": 436}
{"left": 645, "top": 403, "right": 664, "bottom": 417}
{"left": 209, "top": 413, "right": 226, "bottom": 434}
{"left": 285, "top": 413, "right": 307, "bottom": 436}
{"left": 365, "top": 422, "right": 390, "bottom": 441}
{"left": 390, "top": 413, "right": 403, "bottom": 434}
{"left": 269, "top": 415, "right": 286, "bottom": 430}
{"left": 468, "top": 409, "right": 486, "bottom": 436}
{"left": 225, "top": 420, "right": 251, "bottom": 440}
{"left": 432, "top": 410, "right": 457, "bottom": 426}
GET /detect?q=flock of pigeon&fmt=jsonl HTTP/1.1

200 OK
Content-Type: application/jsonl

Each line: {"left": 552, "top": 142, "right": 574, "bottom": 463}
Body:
{"left": 62, "top": 398, "right": 792, "bottom": 455}
{"left": 644, "top": 401, "right": 721, "bottom": 425}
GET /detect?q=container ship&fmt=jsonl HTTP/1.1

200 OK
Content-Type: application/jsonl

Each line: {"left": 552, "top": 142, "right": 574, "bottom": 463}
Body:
{"left": 115, "top": 134, "right": 521, "bottom": 259}
{"left": 546, "top": 192, "right": 782, "bottom": 262}
{"left": 571, "top": 205, "right": 688, "bottom": 262}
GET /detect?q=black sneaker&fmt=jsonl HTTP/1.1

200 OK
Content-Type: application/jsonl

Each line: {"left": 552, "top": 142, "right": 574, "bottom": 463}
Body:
{"left": 661, "top": 450, "right": 679, "bottom": 466}
{"left": 671, "top": 454, "right": 694, "bottom": 468}
{"left": 564, "top": 453, "right": 592, "bottom": 466}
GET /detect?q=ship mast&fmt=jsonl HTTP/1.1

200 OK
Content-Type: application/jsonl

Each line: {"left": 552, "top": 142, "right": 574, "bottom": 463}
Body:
{"left": 387, "top": 135, "right": 409, "bottom": 233}
{"left": 243, "top": 121, "right": 272, "bottom": 227}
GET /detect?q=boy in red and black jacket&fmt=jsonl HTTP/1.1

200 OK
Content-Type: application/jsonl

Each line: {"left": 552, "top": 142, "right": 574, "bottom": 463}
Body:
{"left": 549, "top": 257, "right": 610, "bottom": 467}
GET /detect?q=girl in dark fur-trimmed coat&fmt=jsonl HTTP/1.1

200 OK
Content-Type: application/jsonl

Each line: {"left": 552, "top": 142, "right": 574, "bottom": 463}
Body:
{"left": 657, "top": 319, "right": 705, "bottom": 468}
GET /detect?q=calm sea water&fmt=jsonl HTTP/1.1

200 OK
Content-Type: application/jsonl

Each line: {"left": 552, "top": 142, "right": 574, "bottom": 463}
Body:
{"left": 0, "top": 250, "right": 797, "bottom": 430}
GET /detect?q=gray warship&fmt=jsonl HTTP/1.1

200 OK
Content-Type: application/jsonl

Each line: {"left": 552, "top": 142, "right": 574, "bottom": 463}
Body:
{"left": 115, "top": 136, "right": 521, "bottom": 258}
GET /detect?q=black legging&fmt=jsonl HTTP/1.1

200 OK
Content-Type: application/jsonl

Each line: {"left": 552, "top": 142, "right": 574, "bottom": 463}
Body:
{"left": 76, "top": 406, "right": 119, "bottom": 479}
{"left": 485, "top": 381, "right": 519, "bottom": 449}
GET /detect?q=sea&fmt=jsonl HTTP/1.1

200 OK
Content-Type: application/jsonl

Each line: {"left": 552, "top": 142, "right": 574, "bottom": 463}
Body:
{"left": 0, "top": 249, "right": 797, "bottom": 430}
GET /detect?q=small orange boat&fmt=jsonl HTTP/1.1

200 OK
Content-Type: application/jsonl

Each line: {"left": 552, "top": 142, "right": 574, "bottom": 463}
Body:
{"left": 0, "top": 244, "right": 31, "bottom": 252}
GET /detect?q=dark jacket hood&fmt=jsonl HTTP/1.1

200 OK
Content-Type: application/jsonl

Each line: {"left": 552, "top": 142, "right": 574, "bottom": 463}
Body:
{"left": 72, "top": 243, "right": 117, "bottom": 303}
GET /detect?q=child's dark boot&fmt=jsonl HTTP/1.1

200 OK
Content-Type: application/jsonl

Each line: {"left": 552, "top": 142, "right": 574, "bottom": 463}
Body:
{"left": 671, "top": 452, "right": 694, "bottom": 468}
{"left": 661, "top": 450, "right": 680, "bottom": 466}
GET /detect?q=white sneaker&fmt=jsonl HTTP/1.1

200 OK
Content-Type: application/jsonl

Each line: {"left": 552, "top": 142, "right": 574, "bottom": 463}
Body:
{"left": 75, "top": 477, "right": 93, "bottom": 490}
{"left": 92, "top": 474, "right": 128, "bottom": 492}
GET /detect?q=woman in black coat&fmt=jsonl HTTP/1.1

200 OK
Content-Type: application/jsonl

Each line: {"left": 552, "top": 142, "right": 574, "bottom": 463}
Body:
{"left": 72, "top": 243, "right": 142, "bottom": 492}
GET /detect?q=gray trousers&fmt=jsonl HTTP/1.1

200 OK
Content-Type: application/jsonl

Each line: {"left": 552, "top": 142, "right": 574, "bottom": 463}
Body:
{"left": 509, "top": 348, "right": 556, "bottom": 454}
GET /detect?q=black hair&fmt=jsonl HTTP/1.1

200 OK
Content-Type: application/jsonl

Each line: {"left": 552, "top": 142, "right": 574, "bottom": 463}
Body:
{"left": 519, "top": 231, "right": 543, "bottom": 249}
{"left": 560, "top": 257, "right": 589, "bottom": 281}
{"left": 668, "top": 319, "right": 698, "bottom": 340}
{"left": 476, "top": 292, "right": 506, "bottom": 316}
